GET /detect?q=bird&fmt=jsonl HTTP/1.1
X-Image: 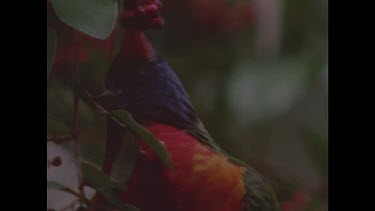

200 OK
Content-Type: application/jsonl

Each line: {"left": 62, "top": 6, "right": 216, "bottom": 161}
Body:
{"left": 93, "top": 1, "right": 281, "bottom": 211}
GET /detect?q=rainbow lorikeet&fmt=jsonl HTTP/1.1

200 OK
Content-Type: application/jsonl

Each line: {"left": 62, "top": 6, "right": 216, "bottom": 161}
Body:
{"left": 93, "top": 1, "right": 281, "bottom": 210}
{"left": 95, "top": 29, "right": 281, "bottom": 211}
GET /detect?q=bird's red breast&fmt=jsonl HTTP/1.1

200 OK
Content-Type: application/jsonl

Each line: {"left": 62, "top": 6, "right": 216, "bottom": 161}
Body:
{"left": 121, "top": 123, "right": 247, "bottom": 211}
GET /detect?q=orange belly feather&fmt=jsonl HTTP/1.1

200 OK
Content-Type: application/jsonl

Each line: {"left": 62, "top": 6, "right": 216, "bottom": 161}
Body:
{"left": 122, "top": 123, "right": 246, "bottom": 211}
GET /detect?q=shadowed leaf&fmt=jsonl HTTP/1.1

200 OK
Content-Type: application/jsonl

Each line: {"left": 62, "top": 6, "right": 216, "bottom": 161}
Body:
{"left": 50, "top": 0, "right": 118, "bottom": 39}
{"left": 110, "top": 110, "right": 174, "bottom": 170}
{"left": 93, "top": 90, "right": 117, "bottom": 111}
{"left": 81, "top": 162, "right": 139, "bottom": 211}
{"left": 110, "top": 133, "right": 138, "bottom": 187}
{"left": 95, "top": 187, "right": 139, "bottom": 211}
{"left": 81, "top": 161, "right": 122, "bottom": 190}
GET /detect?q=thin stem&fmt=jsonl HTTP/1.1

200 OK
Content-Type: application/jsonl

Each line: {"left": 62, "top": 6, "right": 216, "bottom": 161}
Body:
{"left": 47, "top": 155, "right": 51, "bottom": 168}
{"left": 82, "top": 90, "right": 127, "bottom": 129}
{"left": 59, "top": 198, "right": 79, "bottom": 211}
{"left": 47, "top": 134, "right": 75, "bottom": 143}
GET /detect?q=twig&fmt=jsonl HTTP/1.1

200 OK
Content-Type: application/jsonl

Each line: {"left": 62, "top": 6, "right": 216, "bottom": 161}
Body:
{"left": 47, "top": 134, "right": 75, "bottom": 143}
{"left": 81, "top": 90, "right": 128, "bottom": 129}
{"left": 60, "top": 198, "right": 79, "bottom": 211}
{"left": 47, "top": 155, "right": 51, "bottom": 168}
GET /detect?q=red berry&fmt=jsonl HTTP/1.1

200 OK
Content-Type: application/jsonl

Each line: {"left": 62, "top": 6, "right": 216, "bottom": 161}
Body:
{"left": 136, "top": 6, "right": 146, "bottom": 16}
{"left": 51, "top": 156, "right": 62, "bottom": 167}
{"left": 149, "top": 17, "right": 165, "bottom": 29}
{"left": 145, "top": 4, "right": 159, "bottom": 13}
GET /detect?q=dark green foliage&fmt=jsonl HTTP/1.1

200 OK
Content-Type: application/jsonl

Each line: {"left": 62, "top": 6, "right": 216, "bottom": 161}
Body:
{"left": 110, "top": 109, "right": 174, "bottom": 170}
{"left": 82, "top": 162, "right": 140, "bottom": 211}
{"left": 81, "top": 161, "right": 123, "bottom": 191}
{"left": 110, "top": 133, "right": 138, "bottom": 187}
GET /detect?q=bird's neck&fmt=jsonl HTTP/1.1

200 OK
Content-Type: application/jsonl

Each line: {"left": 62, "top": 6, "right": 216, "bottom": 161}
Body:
{"left": 119, "top": 29, "right": 157, "bottom": 62}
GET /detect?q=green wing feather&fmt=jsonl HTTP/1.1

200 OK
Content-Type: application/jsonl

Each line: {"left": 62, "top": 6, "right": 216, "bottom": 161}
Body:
{"left": 187, "top": 119, "right": 227, "bottom": 154}
{"left": 187, "top": 119, "right": 281, "bottom": 211}
{"left": 242, "top": 166, "right": 281, "bottom": 211}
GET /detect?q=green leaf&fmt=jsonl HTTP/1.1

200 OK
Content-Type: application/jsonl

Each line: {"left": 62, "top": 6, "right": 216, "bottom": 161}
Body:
{"left": 50, "top": 0, "right": 118, "bottom": 39}
{"left": 110, "top": 110, "right": 174, "bottom": 170}
{"left": 95, "top": 187, "right": 139, "bottom": 211}
{"left": 93, "top": 89, "right": 117, "bottom": 111}
{"left": 81, "top": 162, "right": 139, "bottom": 211}
{"left": 110, "top": 133, "right": 138, "bottom": 187}
{"left": 47, "top": 27, "right": 57, "bottom": 78}
{"left": 81, "top": 161, "right": 123, "bottom": 190}
{"left": 92, "top": 90, "right": 116, "bottom": 99}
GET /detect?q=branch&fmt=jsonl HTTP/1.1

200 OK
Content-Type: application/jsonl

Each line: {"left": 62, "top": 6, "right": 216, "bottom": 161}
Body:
{"left": 59, "top": 198, "right": 79, "bottom": 211}
{"left": 72, "top": 29, "right": 85, "bottom": 205}
{"left": 47, "top": 134, "right": 75, "bottom": 143}
{"left": 80, "top": 89, "right": 128, "bottom": 129}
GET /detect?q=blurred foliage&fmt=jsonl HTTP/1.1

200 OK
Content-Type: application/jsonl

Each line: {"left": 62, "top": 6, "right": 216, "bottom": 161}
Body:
{"left": 48, "top": 0, "right": 328, "bottom": 210}
{"left": 49, "top": 0, "right": 118, "bottom": 39}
